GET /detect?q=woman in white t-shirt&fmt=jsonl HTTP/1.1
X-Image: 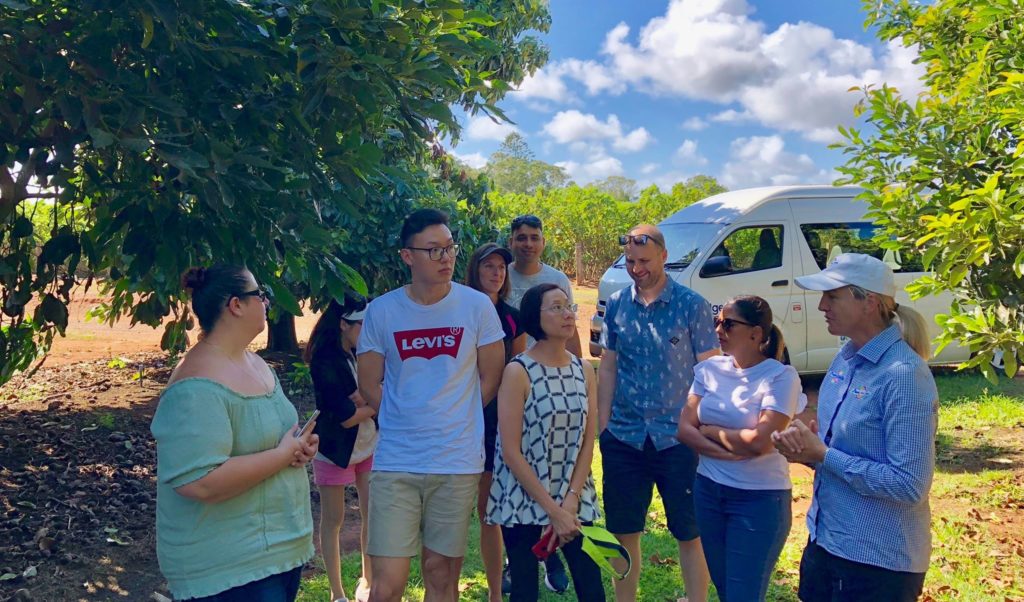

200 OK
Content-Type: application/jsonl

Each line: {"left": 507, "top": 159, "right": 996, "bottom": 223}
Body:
{"left": 676, "top": 295, "right": 805, "bottom": 602}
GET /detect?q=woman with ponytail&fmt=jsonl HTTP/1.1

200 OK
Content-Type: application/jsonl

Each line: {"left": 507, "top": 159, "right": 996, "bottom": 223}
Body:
{"left": 151, "top": 265, "right": 317, "bottom": 601}
{"left": 676, "top": 294, "right": 805, "bottom": 601}
{"left": 774, "top": 253, "right": 937, "bottom": 601}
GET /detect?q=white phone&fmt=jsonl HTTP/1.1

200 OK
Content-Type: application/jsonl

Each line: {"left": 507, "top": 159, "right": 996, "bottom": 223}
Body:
{"left": 295, "top": 409, "right": 320, "bottom": 437}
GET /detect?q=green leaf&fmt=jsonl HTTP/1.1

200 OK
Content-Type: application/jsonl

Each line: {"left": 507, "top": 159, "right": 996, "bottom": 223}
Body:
{"left": 141, "top": 12, "right": 155, "bottom": 49}
{"left": 267, "top": 280, "right": 302, "bottom": 315}
{"left": 0, "top": 0, "right": 29, "bottom": 10}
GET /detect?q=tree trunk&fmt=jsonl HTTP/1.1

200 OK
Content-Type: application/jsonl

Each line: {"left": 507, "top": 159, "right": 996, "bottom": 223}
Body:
{"left": 265, "top": 312, "right": 299, "bottom": 353}
{"left": 575, "top": 242, "right": 584, "bottom": 286}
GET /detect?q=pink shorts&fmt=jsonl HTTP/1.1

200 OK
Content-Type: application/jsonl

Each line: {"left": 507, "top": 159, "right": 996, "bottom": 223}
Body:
{"left": 312, "top": 455, "right": 373, "bottom": 487}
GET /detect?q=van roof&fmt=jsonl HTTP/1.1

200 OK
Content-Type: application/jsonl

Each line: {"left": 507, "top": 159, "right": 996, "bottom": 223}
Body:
{"left": 661, "top": 185, "right": 864, "bottom": 225}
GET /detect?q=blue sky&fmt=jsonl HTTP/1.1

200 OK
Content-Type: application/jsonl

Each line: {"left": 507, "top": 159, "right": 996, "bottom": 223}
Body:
{"left": 450, "top": 0, "right": 923, "bottom": 191}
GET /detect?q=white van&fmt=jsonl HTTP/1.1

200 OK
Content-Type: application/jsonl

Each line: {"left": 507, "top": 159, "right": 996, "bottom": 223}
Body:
{"left": 589, "top": 185, "right": 969, "bottom": 372}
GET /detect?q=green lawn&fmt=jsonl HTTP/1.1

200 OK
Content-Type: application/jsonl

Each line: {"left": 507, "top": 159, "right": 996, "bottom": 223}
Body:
{"left": 298, "top": 371, "right": 1024, "bottom": 601}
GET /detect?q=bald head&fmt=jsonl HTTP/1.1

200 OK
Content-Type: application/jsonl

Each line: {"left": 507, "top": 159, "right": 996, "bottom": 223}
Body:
{"left": 628, "top": 224, "right": 666, "bottom": 248}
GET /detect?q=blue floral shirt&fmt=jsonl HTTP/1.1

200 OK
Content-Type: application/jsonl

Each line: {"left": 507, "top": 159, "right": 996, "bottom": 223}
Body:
{"left": 599, "top": 279, "right": 717, "bottom": 450}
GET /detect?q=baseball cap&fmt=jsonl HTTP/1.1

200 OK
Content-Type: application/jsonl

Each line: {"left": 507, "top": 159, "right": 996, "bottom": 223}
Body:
{"left": 476, "top": 243, "right": 513, "bottom": 264}
{"left": 794, "top": 253, "right": 896, "bottom": 297}
{"left": 342, "top": 308, "right": 366, "bottom": 322}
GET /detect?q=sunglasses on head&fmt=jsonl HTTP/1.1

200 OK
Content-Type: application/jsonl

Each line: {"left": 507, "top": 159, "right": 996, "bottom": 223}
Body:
{"left": 618, "top": 233, "right": 662, "bottom": 247}
{"left": 714, "top": 316, "right": 755, "bottom": 331}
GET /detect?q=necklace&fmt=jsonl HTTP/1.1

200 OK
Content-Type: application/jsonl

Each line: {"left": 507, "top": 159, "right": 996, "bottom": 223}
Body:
{"left": 201, "top": 340, "right": 274, "bottom": 394}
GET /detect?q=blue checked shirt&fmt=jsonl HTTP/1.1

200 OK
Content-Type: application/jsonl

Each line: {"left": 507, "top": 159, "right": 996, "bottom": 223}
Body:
{"left": 808, "top": 325, "right": 938, "bottom": 573}
{"left": 599, "top": 280, "right": 717, "bottom": 451}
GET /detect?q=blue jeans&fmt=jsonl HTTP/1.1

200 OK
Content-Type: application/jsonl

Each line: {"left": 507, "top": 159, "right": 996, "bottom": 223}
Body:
{"left": 693, "top": 474, "right": 791, "bottom": 602}
{"left": 184, "top": 566, "right": 302, "bottom": 601}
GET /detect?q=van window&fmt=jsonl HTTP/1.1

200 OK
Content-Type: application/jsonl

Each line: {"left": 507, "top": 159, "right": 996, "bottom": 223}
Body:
{"left": 800, "top": 223, "right": 924, "bottom": 272}
{"left": 700, "top": 226, "right": 784, "bottom": 277}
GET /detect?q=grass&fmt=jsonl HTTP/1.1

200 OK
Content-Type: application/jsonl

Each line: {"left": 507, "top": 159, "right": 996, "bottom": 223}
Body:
{"left": 297, "top": 370, "right": 1024, "bottom": 601}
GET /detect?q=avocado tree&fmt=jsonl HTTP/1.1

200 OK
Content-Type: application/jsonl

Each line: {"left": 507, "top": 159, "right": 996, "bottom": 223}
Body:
{"left": 0, "top": 0, "right": 549, "bottom": 381}
{"left": 835, "top": 0, "right": 1024, "bottom": 379}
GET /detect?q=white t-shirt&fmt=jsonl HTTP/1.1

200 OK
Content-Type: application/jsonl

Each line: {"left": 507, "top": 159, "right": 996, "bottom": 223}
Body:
{"left": 691, "top": 355, "right": 805, "bottom": 490}
{"left": 358, "top": 283, "right": 504, "bottom": 474}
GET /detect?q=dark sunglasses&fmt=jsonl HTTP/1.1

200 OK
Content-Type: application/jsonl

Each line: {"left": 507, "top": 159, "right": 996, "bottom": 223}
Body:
{"left": 714, "top": 316, "right": 755, "bottom": 331}
{"left": 511, "top": 214, "right": 543, "bottom": 230}
{"left": 230, "top": 288, "right": 268, "bottom": 305}
{"left": 618, "top": 233, "right": 662, "bottom": 247}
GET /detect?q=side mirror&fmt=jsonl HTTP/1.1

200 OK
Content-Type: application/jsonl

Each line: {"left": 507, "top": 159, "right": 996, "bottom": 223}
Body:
{"left": 700, "top": 255, "right": 732, "bottom": 277}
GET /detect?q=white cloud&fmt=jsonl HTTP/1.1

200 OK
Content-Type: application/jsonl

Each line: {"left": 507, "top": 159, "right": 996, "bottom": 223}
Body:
{"left": 556, "top": 156, "right": 625, "bottom": 183}
{"left": 681, "top": 117, "right": 708, "bottom": 131}
{"left": 710, "top": 108, "right": 755, "bottom": 123}
{"left": 640, "top": 162, "right": 660, "bottom": 175}
{"left": 465, "top": 115, "right": 519, "bottom": 142}
{"left": 542, "top": 110, "right": 653, "bottom": 153}
{"left": 515, "top": 66, "right": 574, "bottom": 104}
{"left": 560, "top": 59, "right": 627, "bottom": 95}
{"left": 675, "top": 139, "right": 708, "bottom": 166}
{"left": 581, "top": 0, "right": 925, "bottom": 142}
{"left": 720, "top": 135, "right": 831, "bottom": 188}
{"left": 452, "top": 151, "right": 488, "bottom": 169}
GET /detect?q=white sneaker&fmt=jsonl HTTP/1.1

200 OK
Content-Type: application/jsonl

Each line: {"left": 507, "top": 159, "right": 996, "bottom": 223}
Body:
{"left": 355, "top": 578, "right": 370, "bottom": 602}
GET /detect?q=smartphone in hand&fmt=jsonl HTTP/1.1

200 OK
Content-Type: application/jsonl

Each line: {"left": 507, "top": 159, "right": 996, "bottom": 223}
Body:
{"left": 294, "top": 409, "right": 320, "bottom": 438}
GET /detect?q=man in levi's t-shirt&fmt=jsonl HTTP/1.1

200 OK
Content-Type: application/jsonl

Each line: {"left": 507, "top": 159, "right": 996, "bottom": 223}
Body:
{"left": 357, "top": 208, "right": 505, "bottom": 602}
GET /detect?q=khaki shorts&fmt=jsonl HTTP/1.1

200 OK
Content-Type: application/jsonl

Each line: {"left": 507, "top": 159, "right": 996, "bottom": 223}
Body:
{"left": 367, "top": 471, "right": 480, "bottom": 558}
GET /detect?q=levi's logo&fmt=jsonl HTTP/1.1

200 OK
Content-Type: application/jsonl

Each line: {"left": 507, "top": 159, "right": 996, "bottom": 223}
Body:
{"left": 394, "top": 327, "right": 465, "bottom": 361}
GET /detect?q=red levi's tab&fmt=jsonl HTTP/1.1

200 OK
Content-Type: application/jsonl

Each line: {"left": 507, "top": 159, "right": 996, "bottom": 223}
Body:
{"left": 394, "top": 327, "right": 465, "bottom": 361}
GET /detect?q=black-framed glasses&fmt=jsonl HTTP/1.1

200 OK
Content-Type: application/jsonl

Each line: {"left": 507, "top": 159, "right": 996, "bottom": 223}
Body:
{"left": 541, "top": 303, "right": 578, "bottom": 314}
{"left": 511, "top": 214, "right": 543, "bottom": 230}
{"left": 714, "top": 316, "right": 755, "bottom": 331}
{"left": 618, "top": 233, "right": 662, "bottom": 247}
{"left": 231, "top": 287, "right": 268, "bottom": 305}
{"left": 406, "top": 244, "right": 461, "bottom": 261}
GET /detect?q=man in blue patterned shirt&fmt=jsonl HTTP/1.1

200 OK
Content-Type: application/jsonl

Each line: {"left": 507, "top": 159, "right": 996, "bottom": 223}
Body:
{"left": 598, "top": 224, "right": 719, "bottom": 602}
{"left": 774, "top": 253, "right": 938, "bottom": 601}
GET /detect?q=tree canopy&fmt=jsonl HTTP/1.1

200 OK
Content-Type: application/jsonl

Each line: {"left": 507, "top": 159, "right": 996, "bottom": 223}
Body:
{"left": 483, "top": 132, "right": 570, "bottom": 194}
{"left": 0, "top": 0, "right": 549, "bottom": 383}
{"left": 836, "top": 0, "right": 1024, "bottom": 379}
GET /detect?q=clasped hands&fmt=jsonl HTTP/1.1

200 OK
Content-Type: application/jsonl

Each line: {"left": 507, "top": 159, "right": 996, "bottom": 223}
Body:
{"left": 771, "top": 419, "right": 827, "bottom": 465}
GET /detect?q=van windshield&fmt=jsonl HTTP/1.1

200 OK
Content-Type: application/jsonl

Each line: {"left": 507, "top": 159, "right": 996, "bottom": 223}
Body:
{"left": 613, "top": 223, "right": 724, "bottom": 269}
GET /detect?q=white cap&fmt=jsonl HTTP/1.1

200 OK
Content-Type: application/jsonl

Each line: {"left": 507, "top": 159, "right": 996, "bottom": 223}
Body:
{"left": 794, "top": 253, "right": 896, "bottom": 297}
{"left": 342, "top": 308, "right": 366, "bottom": 322}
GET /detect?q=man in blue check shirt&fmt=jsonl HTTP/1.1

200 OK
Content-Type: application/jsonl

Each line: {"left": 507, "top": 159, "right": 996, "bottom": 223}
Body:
{"left": 598, "top": 224, "right": 719, "bottom": 602}
{"left": 773, "top": 253, "right": 938, "bottom": 601}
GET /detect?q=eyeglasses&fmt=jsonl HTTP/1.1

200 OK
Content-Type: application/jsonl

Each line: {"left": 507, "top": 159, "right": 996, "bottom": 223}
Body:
{"left": 406, "top": 244, "right": 461, "bottom": 261}
{"left": 618, "top": 233, "right": 662, "bottom": 247}
{"left": 541, "top": 303, "right": 578, "bottom": 314}
{"left": 511, "top": 215, "right": 543, "bottom": 230}
{"left": 232, "top": 287, "right": 269, "bottom": 305}
{"left": 714, "top": 316, "right": 755, "bottom": 331}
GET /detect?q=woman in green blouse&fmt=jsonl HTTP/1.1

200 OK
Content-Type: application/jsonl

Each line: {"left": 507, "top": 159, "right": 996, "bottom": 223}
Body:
{"left": 151, "top": 265, "right": 319, "bottom": 601}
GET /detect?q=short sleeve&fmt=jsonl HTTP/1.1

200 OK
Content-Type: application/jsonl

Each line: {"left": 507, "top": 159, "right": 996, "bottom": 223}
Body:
{"left": 687, "top": 294, "right": 718, "bottom": 355}
{"left": 760, "top": 364, "right": 801, "bottom": 417}
{"left": 357, "top": 297, "right": 386, "bottom": 356}
{"left": 151, "top": 384, "right": 233, "bottom": 489}
{"left": 689, "top": 362, "right": 708, "bottom": 397}
{"left": 598, "top": 292, "right": 620, "bottom": 350}
{"left": 559, "top": 272, "right": 575, "bottom": 304}
{"left": 478, "top": 296, "right": 505, "bottom": 347}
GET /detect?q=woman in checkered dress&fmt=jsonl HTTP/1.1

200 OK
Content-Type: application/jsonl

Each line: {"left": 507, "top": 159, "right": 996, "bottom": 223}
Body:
{"left": 485, "top": 283, "right": 605, "bottom": 602}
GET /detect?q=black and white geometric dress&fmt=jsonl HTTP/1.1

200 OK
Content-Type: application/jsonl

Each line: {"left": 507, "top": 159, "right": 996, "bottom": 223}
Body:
{"left": 486, "top": 353, "right": 600, "bottom": 526}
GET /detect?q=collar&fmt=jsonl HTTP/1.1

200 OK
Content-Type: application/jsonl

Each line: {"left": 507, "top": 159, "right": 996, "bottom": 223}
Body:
{"left": 628, "top": 279, "right": 675, "bottom": 307}
{"left": 841, "top": 324, "right": 902, "bottom": 365}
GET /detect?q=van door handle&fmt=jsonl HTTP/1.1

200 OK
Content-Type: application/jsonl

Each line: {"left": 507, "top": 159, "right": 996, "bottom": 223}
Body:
{"left": 771, "top": 279, "right": 789, "bottom": 287}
